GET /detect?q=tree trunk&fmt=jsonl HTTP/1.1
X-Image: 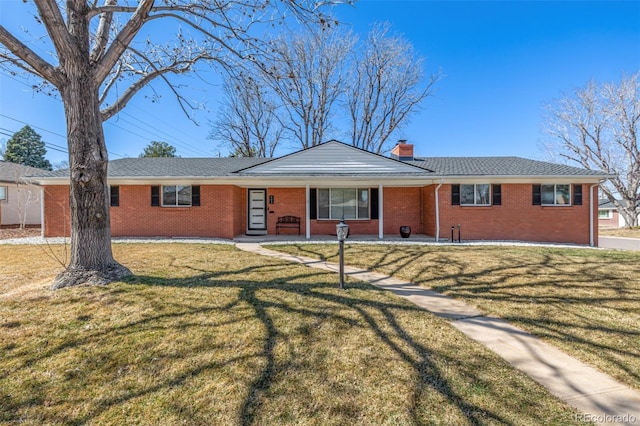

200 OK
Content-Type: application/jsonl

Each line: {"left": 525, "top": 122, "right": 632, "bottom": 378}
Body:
{"left": 51, "top": 64, "right": 131, "bottom": 289}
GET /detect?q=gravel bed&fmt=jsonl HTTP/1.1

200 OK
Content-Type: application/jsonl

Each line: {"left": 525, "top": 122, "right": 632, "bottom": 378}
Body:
{"left": 0, "top": 236, "right": 234, "bottom": 245}
{"left": 0, "top": 235, "right": 599, "bottom": 250}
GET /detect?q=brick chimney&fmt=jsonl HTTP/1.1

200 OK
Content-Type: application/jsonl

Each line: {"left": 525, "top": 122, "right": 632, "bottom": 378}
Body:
{"left": 390, "top": 140, "right": 414, "bottom": 161}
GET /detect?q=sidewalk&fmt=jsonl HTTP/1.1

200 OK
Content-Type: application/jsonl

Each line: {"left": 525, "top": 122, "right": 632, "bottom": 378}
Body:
{"left": 236, "top": 242, "right": 640, "bottom": 426}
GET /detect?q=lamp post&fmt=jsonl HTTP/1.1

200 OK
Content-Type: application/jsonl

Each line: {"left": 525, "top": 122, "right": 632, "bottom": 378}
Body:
{"left": 336, "top": 218, "right": 349, "bottom": 289}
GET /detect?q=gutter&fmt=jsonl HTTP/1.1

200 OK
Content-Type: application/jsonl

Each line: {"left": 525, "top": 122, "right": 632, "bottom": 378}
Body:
{"left": 434, "top": 179, "right": 444, "bottom": 242}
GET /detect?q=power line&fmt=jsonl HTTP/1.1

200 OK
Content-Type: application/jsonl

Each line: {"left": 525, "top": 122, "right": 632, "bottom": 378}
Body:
{"left": 113, "top": 112, "right": 212, "bottom": 157}
{"left": 0, "top": 114, "right": 125, "bottom": 159}
{"left": 1, "top": 73, "right": 215, "bottom": 158}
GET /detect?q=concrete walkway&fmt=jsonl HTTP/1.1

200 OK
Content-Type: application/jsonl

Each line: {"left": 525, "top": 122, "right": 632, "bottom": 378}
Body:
{"left": 236, "top": 242, "right": 640, "bottom": 426}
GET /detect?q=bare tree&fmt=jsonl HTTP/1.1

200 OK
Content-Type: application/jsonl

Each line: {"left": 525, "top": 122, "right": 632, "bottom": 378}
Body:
{"left": 542, "top": 72, "right": 640, "bottom": 226}
{"left": 263, "top": 25, "right": 356, "bottom": 149}
{"left": 211, "top": 71, "right": 283, "bottom": 157}
{"left": 4, "top": 162, "right": 40, "bottom": 230}
{"left": 0, "top": 0, "right": 344, "bottom": 289}
{"left": 348, "top": 23, "right": 440, "bottom": 154}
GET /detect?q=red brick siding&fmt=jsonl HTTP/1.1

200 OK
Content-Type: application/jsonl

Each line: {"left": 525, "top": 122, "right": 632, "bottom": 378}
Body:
{"left": 43, "top": 185, "right": 71, "bottom": 237}
{"left": 382, "top": 187, "right": 423, "bottom": 234}
{"left": 110, "top": 185, "right": 243, "bottom": 238}
{"left": 423, "top": 185, "right": 436, "bottom": 236}
{"left": 265, "top": 188, "right": 307, "bottom": 235}
{"left": 435, "top": 184, "right": 597, "bottom": 245}
{"left": 42, "top": 183, "right": 599, "bottom": 245}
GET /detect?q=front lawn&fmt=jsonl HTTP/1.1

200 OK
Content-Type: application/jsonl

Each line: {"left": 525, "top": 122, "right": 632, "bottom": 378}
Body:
{"left": 600, "top": 227, "right": 640, "bottom": 238}
{"left": 269, "top": 243, "right": 640, "bottom": 392}
{"left": 0, "top": 244, "right": 582, "bottom": 425}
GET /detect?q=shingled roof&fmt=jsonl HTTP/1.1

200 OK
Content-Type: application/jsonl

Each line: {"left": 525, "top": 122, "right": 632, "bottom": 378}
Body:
{"left": 407, "top": 157, "right": 606, "bottom": 177}
{"left": 34, "top": 142, "right": 608, "bottom": 180}
{"left": 0, "top": 161, "right": 54, "bottom": 183}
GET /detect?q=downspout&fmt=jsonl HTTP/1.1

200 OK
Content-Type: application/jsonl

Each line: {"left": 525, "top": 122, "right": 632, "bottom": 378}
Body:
{"left": 589, "top": 181, "right": 601, "bottom": 247}
{"left": 434, "top": 179, "right": 444, "bottom": 242}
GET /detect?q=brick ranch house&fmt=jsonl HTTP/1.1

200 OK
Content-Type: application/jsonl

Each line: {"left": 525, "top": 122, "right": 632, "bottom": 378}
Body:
{"left": 33, "top": 140, "right": 609, "bottom": 245}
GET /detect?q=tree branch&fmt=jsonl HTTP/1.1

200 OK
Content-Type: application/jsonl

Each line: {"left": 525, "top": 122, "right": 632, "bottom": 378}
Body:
{"left": 0, "top": 25, "right": 60, "bottom": 85}
{"left": 89, "top": 0, "right": 118, "bottom": 64}
{"left": 33, "top": 0, "right": 74, "bottom": 66}
{"left": 93, "top": 0, "right": 155, "bottom": 86}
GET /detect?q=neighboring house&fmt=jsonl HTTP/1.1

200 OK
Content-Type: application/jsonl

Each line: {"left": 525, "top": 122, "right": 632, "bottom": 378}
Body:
{"left": 33, "top": 140, "right": 609, "bottom": 245}
{"left": 0, "top": 161, "right": 49, "bottom": 227}
{"left": 598, "top": 199, "right": 640, "bottom": 228}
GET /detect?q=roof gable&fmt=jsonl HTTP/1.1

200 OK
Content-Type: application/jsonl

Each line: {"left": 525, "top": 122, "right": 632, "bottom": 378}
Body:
{"left": 237, "top": 140, "right": 432, "bottom": 175}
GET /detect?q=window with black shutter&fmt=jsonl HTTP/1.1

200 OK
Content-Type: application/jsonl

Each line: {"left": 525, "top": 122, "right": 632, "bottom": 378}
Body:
{"left": 370, "top": 188, "right": 379, "bottom": 219}
{"left": 110, "top": 185, "right": 120, "bottom": 207}
{"left": 151, "top": 186, "right": 160, "bottom": 206}
{"left": 573, "top": 184, "right": 582, "bottom": 205}
{"left": 451, "top": 184, "right": 460, "bottom": 205}
{"left": 532, "top": 184, "right": 542, "bottom": 205}
{"left": 309, "top": 188, "right": 317, "bottom": 219}
{"left": 492, "top": 184, "right": 501, "bottom": 206}
{"left": 192, "top": 185, "right": 201, "bottom": 206}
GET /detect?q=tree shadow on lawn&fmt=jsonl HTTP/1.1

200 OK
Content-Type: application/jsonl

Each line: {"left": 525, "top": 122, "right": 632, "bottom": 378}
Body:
{"left": 303, "top": 244, "right": 640, "bottom": 391}
{"left": 1, "top": 259, "right": 577, "bottom": 425}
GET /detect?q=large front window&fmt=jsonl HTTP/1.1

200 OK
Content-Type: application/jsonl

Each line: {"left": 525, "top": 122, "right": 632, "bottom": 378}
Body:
{"left": 318, "top": 188, "right": 369, "bottom": 220}
{"left": 542, "top": 184, "right": 570, "bottom": 205}
{"left": 162, "top": 185, "right": 192, "bottom": 206}
{"left": 460, "top": 184, "right": 490, "bottom": 206}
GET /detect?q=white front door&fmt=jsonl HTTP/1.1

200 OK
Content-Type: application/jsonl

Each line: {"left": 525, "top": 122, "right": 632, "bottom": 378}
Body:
{"left": 248, "top": 189, "right": 267, "bottom": 233}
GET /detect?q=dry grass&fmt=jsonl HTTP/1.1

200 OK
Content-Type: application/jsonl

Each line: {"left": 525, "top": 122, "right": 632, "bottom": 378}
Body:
{"left": 600, "top": 227, "right": 640, "bottom": 238}
{"left": 0, "top": 244, "right": 583, "bottom": 425}
{"left": 270, "top": 243, "right": 640, "bottom": 392}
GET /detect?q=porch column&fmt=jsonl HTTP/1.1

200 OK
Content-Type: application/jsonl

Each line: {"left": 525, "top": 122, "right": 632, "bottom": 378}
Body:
{"left": 305, "top": 184, "right": 310, "bottom": 239}
{"left": 378, "top": 184, "right": 383, "bottom": 239}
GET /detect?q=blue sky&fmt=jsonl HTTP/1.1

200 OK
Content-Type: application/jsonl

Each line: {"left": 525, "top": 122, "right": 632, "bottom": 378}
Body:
{"left": 0, "top": 0, "right": 638, "bottom": 165}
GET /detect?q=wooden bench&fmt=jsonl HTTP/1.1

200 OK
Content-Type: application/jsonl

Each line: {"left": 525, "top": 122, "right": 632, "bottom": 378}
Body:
{"left": 276, "top": 215, "right": 301, "bottom": 236}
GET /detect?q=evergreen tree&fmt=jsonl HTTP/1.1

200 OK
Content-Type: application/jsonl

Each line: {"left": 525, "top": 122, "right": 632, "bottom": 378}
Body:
{"left": 4, "top": 126, "right": 53, "bottom": 170}
{"left": 139, "top": 141, "right": 178, "bottom": 158}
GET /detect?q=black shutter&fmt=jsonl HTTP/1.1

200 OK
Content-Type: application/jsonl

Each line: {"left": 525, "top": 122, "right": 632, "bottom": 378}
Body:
{"left": 151, "top": 186, "right": 160, "bottom": 207}
{"left": 573, "top": 184, "right": 582, "bottom": 205}
{"left": 370, "top": 188, "right": 379, "bottom": 220}
{"left": 110, "top": 185, "right": 120, "bottom": 207}
{"left": 532, "top": 184, "right": 542, "bottom": 205}
{"left": 492, "top": 184, "right": 501, "bottom": 206}
{"left": 192, "top": 185, "right": 201, "bottom": 206}
{"left": 309, "top": 188, "right": 317, "bottom": 219}
{"left": 451, "top": 184, "right": 460, "bottom": 205}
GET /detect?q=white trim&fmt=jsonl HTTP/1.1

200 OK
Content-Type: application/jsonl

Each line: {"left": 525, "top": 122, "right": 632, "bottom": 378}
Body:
{"left": 459, "top": 183, "right": 491, "bottom": 206}
{"left": 305, "top": 185, "right": 310, "bottom": 239}
{"left": 33, "top": 175, "right": 608, "bottom": 187}
{"left": 378, "top": 184, "right": 383, "bottom": 239}
{"left": 541, "top": 183, "right": 572, "bottom": 206}
{"left": 435, "top": 180, "right": 443, "bottom": 242}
